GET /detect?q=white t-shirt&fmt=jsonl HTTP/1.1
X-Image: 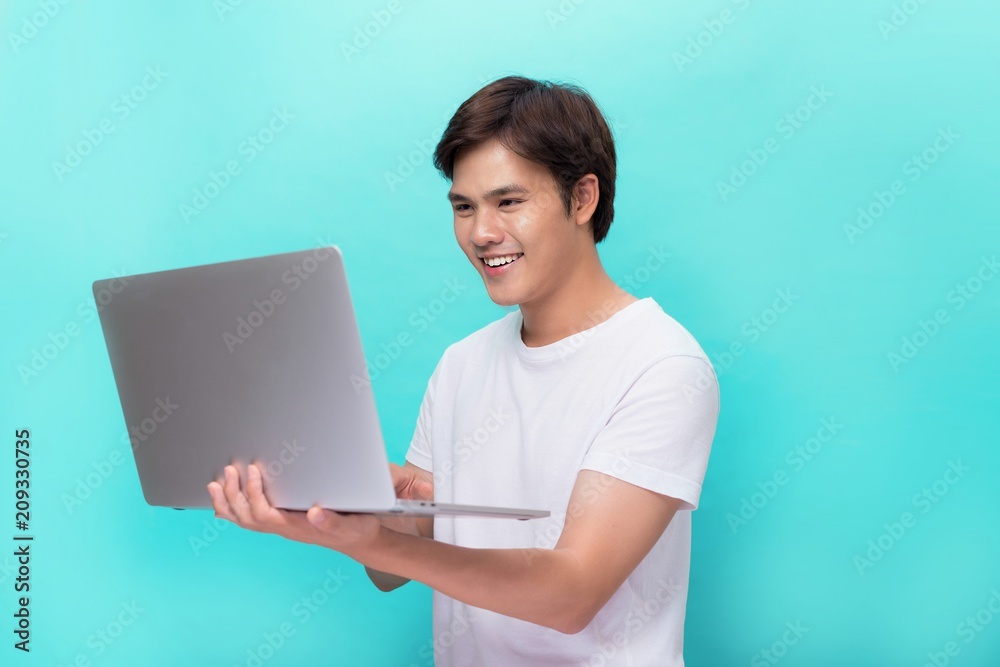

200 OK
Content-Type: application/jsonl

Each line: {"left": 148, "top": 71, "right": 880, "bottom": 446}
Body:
{"left": 404, "top": 296, "right": 720, "bottom": 667}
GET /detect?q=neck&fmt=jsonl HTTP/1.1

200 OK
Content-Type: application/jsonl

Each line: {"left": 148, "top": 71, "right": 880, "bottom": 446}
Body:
{"left": 518, "top": 251, "right": 638, "bottom": 348}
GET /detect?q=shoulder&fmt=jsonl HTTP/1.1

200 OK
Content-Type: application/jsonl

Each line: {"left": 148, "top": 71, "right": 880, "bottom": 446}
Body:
{"left": 627, "top": 298, "right": 714, "bottom": 370}
{"left": 609, "top": 299, "right": 719, "bottom": 409}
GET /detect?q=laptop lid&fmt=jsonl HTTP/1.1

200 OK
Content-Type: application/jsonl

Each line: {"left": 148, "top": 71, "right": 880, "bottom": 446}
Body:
{"left": 93, "top": 245, "right": 399, "bottom": 511}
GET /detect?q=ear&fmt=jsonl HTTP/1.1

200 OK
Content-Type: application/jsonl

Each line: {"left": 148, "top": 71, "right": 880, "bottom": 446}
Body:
{"left": 571, "top": 174, "right": 600, "bottom": 231}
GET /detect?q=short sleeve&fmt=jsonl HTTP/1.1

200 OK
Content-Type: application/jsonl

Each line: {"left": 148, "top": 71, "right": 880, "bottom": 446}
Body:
{"left": 404, "top": 354, "right": 445, "bottom": 473}
{"left": 579, "top": 354, "right": 720, "bottom": 511}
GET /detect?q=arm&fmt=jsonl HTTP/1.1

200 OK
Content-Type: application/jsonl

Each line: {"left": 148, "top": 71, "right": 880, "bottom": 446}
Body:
{"left": 359, "top": 357, "right": 716, "bottom": 622}
{"left": 350, "top": 469, "right": 682, "bottom": 634}
{"left": 208, "top": 356, "right": 714, "bottom": 633}
{"left": 364, "top": 460, "right": 434, "bottom": 592}
{"left": 208, "top": 461, "right": 680, "bottom": 634}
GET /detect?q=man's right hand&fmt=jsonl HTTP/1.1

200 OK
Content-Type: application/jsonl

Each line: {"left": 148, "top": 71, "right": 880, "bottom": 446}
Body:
{"left": 379, "top": 461, "right": 434, "bottom": 540}
{"left": 365, "top": 461, "right": 434, "bottom": 592}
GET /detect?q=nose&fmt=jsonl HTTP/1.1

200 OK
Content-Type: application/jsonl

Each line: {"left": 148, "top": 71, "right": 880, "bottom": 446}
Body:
{"left": 469, "top": 208, "right": 504, "bottom": 248}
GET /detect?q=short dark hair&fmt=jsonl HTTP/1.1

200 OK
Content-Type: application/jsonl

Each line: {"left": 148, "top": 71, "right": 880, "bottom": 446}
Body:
{"left": 433, "top": 76, "right": 617, "bottom": 244}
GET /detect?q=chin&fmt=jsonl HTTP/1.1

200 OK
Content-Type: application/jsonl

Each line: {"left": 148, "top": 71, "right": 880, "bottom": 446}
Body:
{"left": 484, "top": 286, "right": 520, "bottom": 308}
{"left": 489, "top": 294, "right": 519, "bottom": 308}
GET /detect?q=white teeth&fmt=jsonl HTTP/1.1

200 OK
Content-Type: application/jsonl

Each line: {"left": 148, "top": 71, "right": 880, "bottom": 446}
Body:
{"left": 484, "top": 254, "right": 521, "bottom": 267}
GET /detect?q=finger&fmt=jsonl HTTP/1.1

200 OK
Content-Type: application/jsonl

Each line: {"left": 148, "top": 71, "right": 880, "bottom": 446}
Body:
{"left": 222, "top": 465, "right": 253, "bottom": 524}
{"left": 207, "top": 482, "right": 238, "bottom": 523}
{"left": 393, "top": 471, "right": 432, "bottom": 500}
{"left": 246, "top": 463, "right": 277, "bottom": 522}
{"left": 391, "top": 466, "right": 410, "bottom": 494}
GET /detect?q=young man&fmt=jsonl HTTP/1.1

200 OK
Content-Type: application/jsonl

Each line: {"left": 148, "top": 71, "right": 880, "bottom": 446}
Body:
{"left": 207, "top": 76, "right": 720, "bottom": 666}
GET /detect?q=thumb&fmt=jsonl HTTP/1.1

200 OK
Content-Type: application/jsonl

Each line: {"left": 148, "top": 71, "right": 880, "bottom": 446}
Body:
{"left": 307, "top": 506, "right": 339, "bottom": 531}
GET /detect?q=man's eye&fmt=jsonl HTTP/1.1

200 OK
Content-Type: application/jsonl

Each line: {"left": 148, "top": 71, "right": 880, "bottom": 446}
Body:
{"left": 454, "top": 204, "right": 471, "bottom": 212}
{"left": 499, "top": 199, "right": 521, "bottom": 207}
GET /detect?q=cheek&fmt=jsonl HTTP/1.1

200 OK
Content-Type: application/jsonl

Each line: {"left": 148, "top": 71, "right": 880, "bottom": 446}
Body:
{"left": 507, "top": 210, "right": 537, "bottom": 241}
{"left": 453, "top": 221, "right": 471, "bottom": 248}
{"left": 453, "top": 225, "right": 480, "bottom": 264}
{"left": 510, "top": 207, "right": 566, "bottom": 254}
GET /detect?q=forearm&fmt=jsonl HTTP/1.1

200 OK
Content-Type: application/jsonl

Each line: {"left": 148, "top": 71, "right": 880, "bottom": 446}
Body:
{"left": 364, "top": 565, "right": 410, "bottom": 592}
{"left": 348, "top": 526, "right": 589, "bottom": 633}
{"left": 362, "top": 515, "right": 423, "bottom": 592}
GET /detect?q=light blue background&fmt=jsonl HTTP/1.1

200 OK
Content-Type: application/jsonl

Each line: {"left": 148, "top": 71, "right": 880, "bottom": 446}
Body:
{"left": 1, "top": 1, "right": 998, "bottom": 665}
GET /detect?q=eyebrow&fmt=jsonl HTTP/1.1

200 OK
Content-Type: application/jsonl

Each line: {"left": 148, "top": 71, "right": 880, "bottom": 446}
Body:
{"left": 447, "top": 183, "right": 530, "bottom": 204}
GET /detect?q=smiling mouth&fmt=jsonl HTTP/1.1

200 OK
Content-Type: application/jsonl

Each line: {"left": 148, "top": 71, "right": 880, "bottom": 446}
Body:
{"left": 481, "top": 253, "right": 523, "bottom": 268}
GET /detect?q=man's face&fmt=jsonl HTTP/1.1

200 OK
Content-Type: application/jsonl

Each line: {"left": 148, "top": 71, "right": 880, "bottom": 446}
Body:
{"left": 448, "top": 138, "right": 582, "bottom": 308}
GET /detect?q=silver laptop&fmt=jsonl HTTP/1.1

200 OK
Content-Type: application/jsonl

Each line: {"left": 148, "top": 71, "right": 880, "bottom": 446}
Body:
{"left": 92, "top": 245, "right": 548, "bottom": 520}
